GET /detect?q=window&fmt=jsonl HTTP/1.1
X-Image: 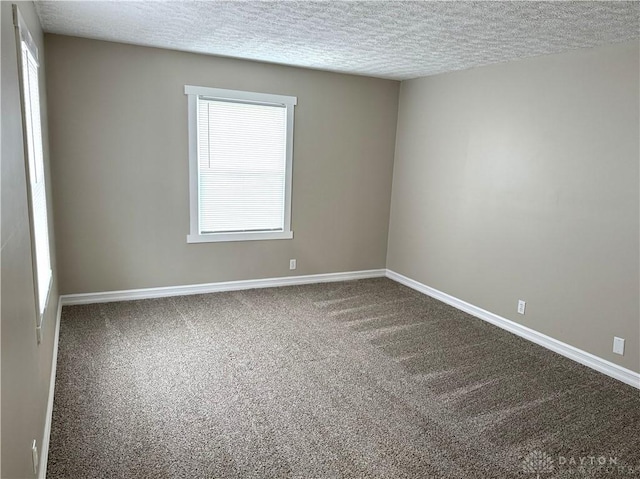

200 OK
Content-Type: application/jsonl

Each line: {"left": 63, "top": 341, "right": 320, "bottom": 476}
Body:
{"left": 14, "top": 5, "right": 52, "bottom": 331}
{"left": 185, "top": 85, "right": 297, "bottom": 243}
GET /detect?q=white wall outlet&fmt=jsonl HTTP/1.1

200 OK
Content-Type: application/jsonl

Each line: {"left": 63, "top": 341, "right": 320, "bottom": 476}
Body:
{"left": 517, "top": 300, "right": 526, "bottom": 315}
{"left": 289, "top": 259, "right": 297, "bottom": 270}
{"left": 31, "top": 440, "right": 39, "bottom": 475}
{"left": 613, "top": 337, "right": 625, "bottom": 355}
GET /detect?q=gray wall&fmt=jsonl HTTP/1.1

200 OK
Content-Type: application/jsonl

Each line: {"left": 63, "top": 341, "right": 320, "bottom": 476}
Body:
{"left": 45, "top": 35, "right": 399, "bottom": 295}
{"left": 387, "top": 41, "right": 639, "bottom": 372}
{"left": 1, "top": 1, "right": 60, "bottom": 477}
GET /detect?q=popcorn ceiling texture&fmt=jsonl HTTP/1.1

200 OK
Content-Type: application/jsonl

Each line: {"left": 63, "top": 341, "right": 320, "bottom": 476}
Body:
{"left": 35, "top": 1, "right": 639, "bottom": 80}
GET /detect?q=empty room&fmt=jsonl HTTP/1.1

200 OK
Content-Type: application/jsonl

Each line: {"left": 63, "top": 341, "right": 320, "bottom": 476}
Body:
{"left": 1, "top": 1, "right": 639, "bottom": 478}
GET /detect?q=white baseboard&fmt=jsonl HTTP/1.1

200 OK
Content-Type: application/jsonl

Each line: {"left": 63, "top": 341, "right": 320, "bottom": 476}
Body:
{"left": 39, "top": 297, "right": 62, "bottom": 479}
{"left": 40, "top": 267, "right": 638, "bottom": 479}
{"left": 59, "top": 269, "right": 387, "bottom": 306}
{"left": 386, "top": 270, "right": 640, "bottom": 389}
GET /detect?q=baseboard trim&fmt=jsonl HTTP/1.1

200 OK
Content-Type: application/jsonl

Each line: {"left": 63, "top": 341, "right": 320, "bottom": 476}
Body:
{"left": 56, "top": 269, "right": 639, "bottom": 387}
{"left": 59, "top": 269, "right": 387, "bottom": 306}
{"left": 39, "top": 297, "right": 62, "bottom": 479}
{"left": 39, "top": 267, "right": 639, "bottom": 479}
{"left": 386, "top": 270, "right": 640, "bottom": 389}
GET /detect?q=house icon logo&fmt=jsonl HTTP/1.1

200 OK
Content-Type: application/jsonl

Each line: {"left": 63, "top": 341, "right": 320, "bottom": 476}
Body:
{"left": 522, "top": 450, "right": 554, "bottom": 478}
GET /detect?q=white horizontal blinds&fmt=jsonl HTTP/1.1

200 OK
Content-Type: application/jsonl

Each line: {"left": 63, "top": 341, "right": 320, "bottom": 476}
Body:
{"left": 197, "top": 97, "right": 287, "bottom": 233}
{"left": 21, "top": 41, "right": 52, "bottom": 315}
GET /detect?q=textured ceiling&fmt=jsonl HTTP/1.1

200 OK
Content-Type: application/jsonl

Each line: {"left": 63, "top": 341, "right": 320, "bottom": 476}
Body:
{"left": 34, "top": 1, "right": 640, "bottom": 80}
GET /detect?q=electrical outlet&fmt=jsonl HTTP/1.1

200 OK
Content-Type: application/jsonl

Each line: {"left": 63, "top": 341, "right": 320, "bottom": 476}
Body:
{"left": 289, "top": 259, "right": 297, "bottom": 270}
{"left": 613, "top": 337, "right": 625, "bottom": 355}
{"left": 31, "top": 440, "right": 38, "bottom": 475}
{"left": 517, "top": 300, "right": 526, "bottom": 315}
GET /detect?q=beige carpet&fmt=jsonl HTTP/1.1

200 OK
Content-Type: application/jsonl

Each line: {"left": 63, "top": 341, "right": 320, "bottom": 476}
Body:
{"left": 48, "top": 278, "right": 640, "bottom": 478}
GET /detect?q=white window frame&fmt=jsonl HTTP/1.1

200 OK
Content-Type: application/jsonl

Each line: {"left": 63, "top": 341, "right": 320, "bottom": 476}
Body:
{"left": 185, "top": 85, "right": 296, "bottom": 243}
{"left": 13, "top": 5, "right": 52, "bottom": 340}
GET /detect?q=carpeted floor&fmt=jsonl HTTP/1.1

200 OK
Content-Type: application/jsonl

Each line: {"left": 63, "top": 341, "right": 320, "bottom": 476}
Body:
{"left": 48, "top": 278, "right": 639, "bottom": 478}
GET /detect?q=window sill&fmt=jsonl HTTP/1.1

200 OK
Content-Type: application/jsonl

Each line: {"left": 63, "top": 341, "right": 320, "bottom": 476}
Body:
{"left": 187, "top": 231, "right": 294, "bottom": 243}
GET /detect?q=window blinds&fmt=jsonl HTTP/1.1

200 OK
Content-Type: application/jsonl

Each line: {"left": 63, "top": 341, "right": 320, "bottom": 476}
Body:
{"left": 21, "top": 42, "right": 52, "bottom": 315}
{"left": 197, "top": 97, "right": 287, "bottom": 234}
